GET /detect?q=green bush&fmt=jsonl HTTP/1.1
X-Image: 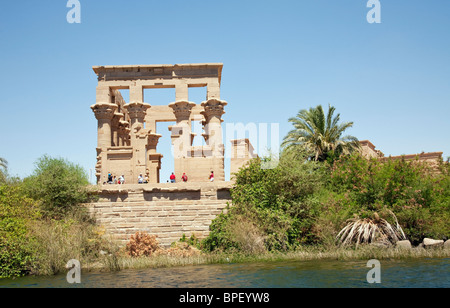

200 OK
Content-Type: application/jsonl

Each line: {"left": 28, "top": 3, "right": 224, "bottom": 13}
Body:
{"left": 328, "top": 155, "right": 450, "bottom": 244}
{"left": 24, "top": 155, "right": 92, "bottom": 219}
{"left": 204, "top": 151, "right": 449, "bottom": 252}
{"left": 203, "top": 151, "right": 326, "bottom": 252}
{"left": 0, "top": 183, "right": 40, "bottom": 278}
{"left": 0, "top": 156, "right": 111, "bottom": 278}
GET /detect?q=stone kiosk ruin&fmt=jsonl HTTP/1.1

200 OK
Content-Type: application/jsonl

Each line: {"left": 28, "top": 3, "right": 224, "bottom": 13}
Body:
{"left": 90, "top": 63, "right": 248, "bottom": 184}
{"left": 89, "top": 63, "right": 256, "bottom": 246}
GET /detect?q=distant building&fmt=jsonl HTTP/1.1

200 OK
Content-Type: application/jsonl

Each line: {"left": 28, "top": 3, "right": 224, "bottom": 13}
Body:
{"left": 359, "top": 140, "right": 443, "bottom": 169}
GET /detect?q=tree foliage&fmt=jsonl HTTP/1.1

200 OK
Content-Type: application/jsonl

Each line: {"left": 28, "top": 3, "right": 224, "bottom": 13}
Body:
{"left": 0, "top": 183, "right": 40, "bottom": 278}
{"left": 203, "top": 150, "right": 326, "bottom": 252}
{"left": 0, "top": 157, "right": 7, "bottom": 183}
{"left": 329, "top": 155, "right": 450, "bottom": 244}
{"left": 282, "top": 104, "right": 360, "bottom": 162}
{"left": 204, "top": 150, "right": 450, "bottom": 252}
{"left": 24, "top": 155, "right": 91, "bottom": 218}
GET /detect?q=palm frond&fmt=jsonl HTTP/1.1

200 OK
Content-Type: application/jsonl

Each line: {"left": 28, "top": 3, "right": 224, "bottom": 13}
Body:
{"left": 0, "top": 157, "right": 7, "bottom": 170}
{"left": 282, "top": 105, "right": 359, "bottom": 161}
{"left": 336, "top": 212, "right": 406, "bottom": 247}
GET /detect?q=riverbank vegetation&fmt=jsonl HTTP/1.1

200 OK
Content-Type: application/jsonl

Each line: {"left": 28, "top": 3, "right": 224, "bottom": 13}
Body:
{"left": 202, "top": 105, "right": 449, "bottom": 253}
{"left": 202, "top": 151, "right": 449, "bottom": 253}
{"left": 0, "top": 156, "right": 108, "bottom": 278}
{"left": 1, "top": 105, "right": 449, "bottom": 278}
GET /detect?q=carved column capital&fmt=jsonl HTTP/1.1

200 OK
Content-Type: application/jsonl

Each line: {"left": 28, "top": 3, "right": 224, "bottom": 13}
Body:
{"left": 112, "top": 112, "right": 124, "bottom": 124}
{"left": 200, "top": 99, "right": 227, "bottom": 121}
{"left": 123, "top": 101, "right": 151, "bottom": 121}
{"left": 169, "top": 100, "right": 196, "bottom": 122}
{"left": 147, "top": 133, "right": 162, "bottom": 148}
{"left": 91, "top": 102, "right": 117, "bottom": 120}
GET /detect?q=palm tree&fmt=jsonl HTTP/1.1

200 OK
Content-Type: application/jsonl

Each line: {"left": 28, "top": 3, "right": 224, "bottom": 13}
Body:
{"left": 0, "top": 157, "right": 7, "bottom": 171}
{"left": 0, "top": 157, "right": 7, "bottom": 182}
{"left": 282, "top": 104, "right": 360, "bottom": 161}
{"left": 336, "top": 211, "right": 406, "bottom": 247}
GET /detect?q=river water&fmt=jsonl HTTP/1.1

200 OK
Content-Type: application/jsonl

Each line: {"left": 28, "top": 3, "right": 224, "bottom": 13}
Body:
{"left": 0, "top": 258, "right": 448, "bottom": 288}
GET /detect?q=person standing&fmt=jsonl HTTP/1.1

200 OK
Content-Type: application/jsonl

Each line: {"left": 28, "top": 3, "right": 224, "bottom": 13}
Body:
{"left": 182, "top": 173, "right": 188, "bottom": 182}
{"left": 119, "top": 175, "right": 125, "bottom": 184}
{"left": 170, "top": 172, "right": 176, "bottom": 183}
{"left": 209, "top": 171, "right": 214, "bottom": 182}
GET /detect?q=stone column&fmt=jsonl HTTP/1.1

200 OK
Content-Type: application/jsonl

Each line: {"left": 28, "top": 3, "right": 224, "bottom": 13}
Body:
{"left": 123, "top": 101, "right": 151, "bottom": 183}
{"left": 168, "top": 100, "right": 196, "bottom": 158}
{"left": 118, "top": 120, "right": 130, "bottom": 146}
{"left": 124, "top": 102, "right": 151, "bottom": 140}
{"left": 91, "top": 102, "right": 117, "bottom": 184}
{"left": 207, "top": 81, "right": 221, "bottom": 100}
{"left": 129, "top": 84, "right": 143, "bottom": 104}
{"left": 111, "top": 112, "right": 124, "bottom": 146}
{"left": 91, "top": 102, "right": 117, "bottom": 149}
{"left": 146, "top": 133, "right": 163, "bottom": 183}
{"left": 175, "top": 82, "right": 189, "bottom": 101}
{"left": 201, "top": 99, "right": 227, "bottom": 157}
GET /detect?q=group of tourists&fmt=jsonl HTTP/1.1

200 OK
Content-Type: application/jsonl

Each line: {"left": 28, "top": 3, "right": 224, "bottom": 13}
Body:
{"left": 106, "top": 171, "right": 215, "bottom": 184}
{"left": 106, "top": 173, "right": 126, "bottom": 184}
{"left": 168, "top": 171, "right": 214, "bottom": 183}
{"left": 137, "top": 174, "right": 149, "bottom": 184}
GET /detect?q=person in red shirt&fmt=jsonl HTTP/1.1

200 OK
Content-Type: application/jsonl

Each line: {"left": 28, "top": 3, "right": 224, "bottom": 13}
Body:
{"left": 170, "top": 172, "right": 176, "bottom": 183}
{"left": 209, "top": 171, "right": 214, "bottom": 182}
{"left": 181, "top": 173, "right": 188, "bottom": 182}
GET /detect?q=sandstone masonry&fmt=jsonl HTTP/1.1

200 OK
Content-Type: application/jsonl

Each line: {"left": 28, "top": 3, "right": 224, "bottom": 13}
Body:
{"left": 87, "top": 182, "right": 232, "bottom": 247}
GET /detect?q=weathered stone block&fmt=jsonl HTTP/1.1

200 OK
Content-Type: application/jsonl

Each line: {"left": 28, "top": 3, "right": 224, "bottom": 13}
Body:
{"left": 396, "top": 240, "right": 412, "bottom": 249}
{"left": 423, "top": 238, "right": 444, "bottom": 248}
{"left": 444, "top": 240, "right": 450, "bottom": 250}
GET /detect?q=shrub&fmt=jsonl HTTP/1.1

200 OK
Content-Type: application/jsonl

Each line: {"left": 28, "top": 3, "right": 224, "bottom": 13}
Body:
{"left": 0, "top": 239, "right": 34, "bottom": 278}
{"left": 126, "top": 232, "right": 160, "bottom": 257}
{"left": 23, "top": 155, "right": 91, "bottom": 219}
{"left": 0, "top": 183, "right": 40, "bottom": 278}
{"left": 203, "top": 150, "right": 326, "bottom": 252}
{"left": 328, "top": 155, "right": 450, "bottom": 244}
{"left": 336, "top": 211, "right": 407, "bottom": 247}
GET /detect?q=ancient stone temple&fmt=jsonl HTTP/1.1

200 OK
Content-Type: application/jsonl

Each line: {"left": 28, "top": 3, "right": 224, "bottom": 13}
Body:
{"left": 88, "top": 63, "right": 258, "bottom": 246}
{"left": 91, "top": 63, "right": 253, "bottom": 185}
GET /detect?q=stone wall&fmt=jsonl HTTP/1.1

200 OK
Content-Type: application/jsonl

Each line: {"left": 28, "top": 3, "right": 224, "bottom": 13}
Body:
{"left": 359, "top": 140, "right": 443, "bottom": 171}
{"left": 87, "top": 182, "right": 232, "bottom": 247}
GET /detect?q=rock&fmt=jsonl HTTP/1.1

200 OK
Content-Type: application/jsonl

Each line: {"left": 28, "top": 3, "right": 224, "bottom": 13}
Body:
{"left": 423, "top": 238, "right": 444, "bottom": 248}
{"left": 444, "top": 240, "right": 450, "bottom": 250}
{"left": 396, "top": 240, "right": 412, "bottom": 249}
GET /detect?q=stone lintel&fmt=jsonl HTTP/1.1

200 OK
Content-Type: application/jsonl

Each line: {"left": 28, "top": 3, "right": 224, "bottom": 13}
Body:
{"left": 93, "top": 63, "right": 223, "bottom": 85}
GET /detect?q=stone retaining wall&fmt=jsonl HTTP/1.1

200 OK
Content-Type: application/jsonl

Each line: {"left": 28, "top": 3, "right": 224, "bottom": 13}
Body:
{"left": 87, "top": 182, "right": 233, "bottom": 247}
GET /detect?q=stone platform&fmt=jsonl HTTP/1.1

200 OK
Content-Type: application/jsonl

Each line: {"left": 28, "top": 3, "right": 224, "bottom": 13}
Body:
{"left": 87, "top": 181, "right": 233, "bottom": 247}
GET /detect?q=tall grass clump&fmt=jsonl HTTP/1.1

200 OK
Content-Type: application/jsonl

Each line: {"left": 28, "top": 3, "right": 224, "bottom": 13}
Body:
{"left": 28, "top": 213, "right": 106, "bottom": 275}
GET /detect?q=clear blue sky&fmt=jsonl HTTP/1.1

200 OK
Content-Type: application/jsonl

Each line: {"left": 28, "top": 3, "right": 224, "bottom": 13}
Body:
{"left": 1, "top": 0, "right": 449, "bottom": 183}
